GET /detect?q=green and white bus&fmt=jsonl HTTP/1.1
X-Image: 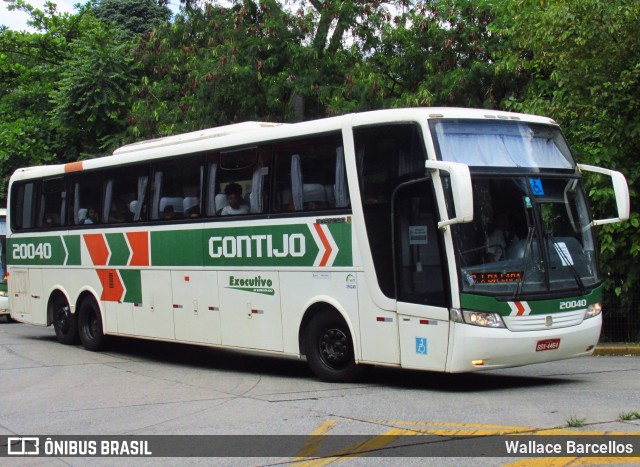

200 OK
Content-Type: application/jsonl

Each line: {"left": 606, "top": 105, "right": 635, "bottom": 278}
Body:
{"left": 7, "top": 108, "right": 629, "bottom": 381}
{"left": 0, "top": 208, "right": 8, "bottom": 319}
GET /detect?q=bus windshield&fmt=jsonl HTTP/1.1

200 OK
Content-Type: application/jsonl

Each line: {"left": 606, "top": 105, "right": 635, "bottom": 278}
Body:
{"left": 432, "top": 120, "right": 574, "bottom": 169}
{"left": 451, "top": 176, "right": 599, "bottom": 297}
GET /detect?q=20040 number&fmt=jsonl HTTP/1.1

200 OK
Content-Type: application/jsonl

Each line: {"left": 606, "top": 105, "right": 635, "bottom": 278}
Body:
{"left": 559, "top": 299, "right": 587, "bottom": 310}
{"left": 12, "top": 243, "right": 52, "bottom": 260}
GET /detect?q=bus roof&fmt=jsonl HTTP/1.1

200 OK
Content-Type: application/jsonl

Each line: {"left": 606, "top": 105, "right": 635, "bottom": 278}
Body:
{"left": 113, "top": 122, "right": 286, "bottom": 156}
{"left": 9, "top": 108, "right": 558, "bottom": 182}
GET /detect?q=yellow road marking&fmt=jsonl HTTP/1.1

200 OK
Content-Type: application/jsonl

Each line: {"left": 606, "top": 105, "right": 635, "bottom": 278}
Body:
{"left": 293, "top": 428, "right": 407, "bottom": 467}
{"left": 293, "top": 420, "right": 640, "bottom": 466}
{"left": 292, "top": 419, "right": 338, "bottom": 460}
{"left": 504, "top": 458, "right": 640, "bottom": 466}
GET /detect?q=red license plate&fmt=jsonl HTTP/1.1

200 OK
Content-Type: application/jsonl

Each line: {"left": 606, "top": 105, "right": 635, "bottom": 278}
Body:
{"left": 536, "top": 338, "right": 561, "bottom": 352}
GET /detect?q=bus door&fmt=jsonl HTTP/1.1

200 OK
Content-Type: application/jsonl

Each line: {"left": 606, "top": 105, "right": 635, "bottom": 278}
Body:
{"left": 393, "top": 179, "right": 451, "bottom": 371}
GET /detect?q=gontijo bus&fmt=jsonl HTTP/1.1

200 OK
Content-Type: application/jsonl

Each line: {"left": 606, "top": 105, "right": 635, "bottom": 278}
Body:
{"left": 7, "top": 108, "right": 630, "bottom": 381}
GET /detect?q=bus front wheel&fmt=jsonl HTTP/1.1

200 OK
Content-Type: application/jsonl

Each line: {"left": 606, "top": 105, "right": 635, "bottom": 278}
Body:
{"left": 304, "top": 310, "right": 363, "bottom": 382}
{"left": 78, "top": 297, "right": 107, "bottom": 352}
{"left": 52, "top": 296, "right": 78, "bottom": 345}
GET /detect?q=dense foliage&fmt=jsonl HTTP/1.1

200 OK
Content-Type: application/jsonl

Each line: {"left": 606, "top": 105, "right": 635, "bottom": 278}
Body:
{"left": 1, "top": 0, "right": 638, "bottom": 337}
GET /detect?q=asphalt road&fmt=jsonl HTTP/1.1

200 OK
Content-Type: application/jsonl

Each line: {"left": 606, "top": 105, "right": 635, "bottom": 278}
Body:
{"left": 1, "top": 321, "right": 639, "bottom": 466}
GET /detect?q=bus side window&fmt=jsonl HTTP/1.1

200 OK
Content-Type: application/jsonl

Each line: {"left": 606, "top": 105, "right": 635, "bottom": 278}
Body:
{"left": 38, "top": 177, "right": 65, "bottom": 228}
{"left": 272, "top": 132, "right": 346, "bottom": 213}
{"left": 102, "top": 166, "right": 149, "bottom": 224}
{"left": 151, "top": 156, "right": 203, "bottom": 221}
{"left": 71, "top": 174, "right": 104, "bottom": 226}
{"left": 11, "top": 182, "right": 38, "bottom": 230}
{"left": 214, "top": 146, "right": 270, "bottom": 216}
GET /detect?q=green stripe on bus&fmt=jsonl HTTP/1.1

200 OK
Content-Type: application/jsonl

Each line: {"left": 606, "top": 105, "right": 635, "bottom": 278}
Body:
{"left": 7, "top": 236, "right": 67, "bottom": 266}
{"left": 63, "top": 235, "right": 81, "bottom": 265}
{"left": 460, "top": 285, "right": 603, "bottom": 316}
{"left": 105, "top": 233, "right": 130, "bottom": 266}
{"left": 120, "top": 269, "right": 142, "bottom": 304}
{"left": 8, "top": 221, "right": 353, "bottom": 268}
{"left": 151, "top": 229, "right": 204, "bottom": 267}
{"left": 327, "top": 222, "right": 352, "bottom": 267}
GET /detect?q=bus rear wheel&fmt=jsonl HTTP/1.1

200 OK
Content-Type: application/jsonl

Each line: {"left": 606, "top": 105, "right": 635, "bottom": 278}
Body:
{"left": 304, "top": 310, "right": 363, "bottom": 382}
{"left": 78, "top": 297, "right": 107, "bottom": 352}
{"left": 52, "top": 296, "right": 78, "bottom": 345}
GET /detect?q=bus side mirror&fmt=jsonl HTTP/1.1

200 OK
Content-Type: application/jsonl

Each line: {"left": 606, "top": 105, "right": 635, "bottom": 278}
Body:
{"left": 578, "top": 164, "right": 630, "bottom": 225}
{"left": 424, "top": 160, "right": 474, "bottom": 229}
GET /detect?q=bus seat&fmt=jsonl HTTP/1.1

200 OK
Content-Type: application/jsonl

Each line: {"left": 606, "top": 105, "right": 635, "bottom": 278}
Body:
{"left": 129, "top": 200, "right": 138, "bottom": 214}
{"left": 183, "top": 197, "right": 199, "bottom": 216}
{"left": 159, "top": 197, "right": 184, "bottom": 216}
{"left": 303, "top": 183, "right": 328, "bottom": 209}
{"left": 77, "top": 208, "right": 87, "bottom": 224}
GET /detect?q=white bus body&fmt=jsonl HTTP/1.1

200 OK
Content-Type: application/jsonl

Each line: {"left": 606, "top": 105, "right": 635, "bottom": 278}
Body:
{"left": 7, "top": 108, "right": 629, "bottom": 381}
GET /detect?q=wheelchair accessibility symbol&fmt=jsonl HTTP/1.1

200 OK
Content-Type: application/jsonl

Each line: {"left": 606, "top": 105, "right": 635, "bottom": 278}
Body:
{"left": 415, "top": 337, "right": 428, "bottom": 355}
{"left": 529, "top": 178, "right": 545, "bottom": 196}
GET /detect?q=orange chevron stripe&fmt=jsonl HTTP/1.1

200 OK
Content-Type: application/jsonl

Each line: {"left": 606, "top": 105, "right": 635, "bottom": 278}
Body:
{"left": 84, "top": 234, "right": 109, "bottom": 266}
{"left": 313, "top": 223, "right": 332, "bottom": 267}
{"left": 96, "top": 269, "right": 124, "bottom": 302}
{"left": 126, "top": 231, "right": 149, "bottom": 266}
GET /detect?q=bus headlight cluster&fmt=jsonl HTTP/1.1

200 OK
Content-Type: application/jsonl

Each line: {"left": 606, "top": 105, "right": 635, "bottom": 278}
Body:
{"left": 0, "top": 290, "right": 7, "bottom": 297}
{"left": 450, "top": 309, "right": 505, "bottom": 328}
{"left": 584, "top": 302, "right": 602, "bottom": 319}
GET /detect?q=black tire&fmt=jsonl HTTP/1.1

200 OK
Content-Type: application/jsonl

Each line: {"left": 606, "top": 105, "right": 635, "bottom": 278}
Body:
{"left": 304, "top": 310, "right": 363, "bottom": 382}
{"left": 52, "top": 296, "right": 78, "bottom": 345}
{"left": 78, "top": 297, "right": 107, "bottom": 351}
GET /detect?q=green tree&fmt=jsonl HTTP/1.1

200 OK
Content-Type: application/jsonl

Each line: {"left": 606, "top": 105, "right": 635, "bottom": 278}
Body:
{"left": 0, "top": 1, "right": 82, "bottom": 199}
{"left": 129, "top": 0, "right": 307, "bottom": 137}
{"left": 49, "top": 20, "right": 141, "bottom": 158}
{"left": 92, "top": 0, "right": 171, "bottom": 37}
{"left": 0, "top": 0, "right": 145, "bottom": 201}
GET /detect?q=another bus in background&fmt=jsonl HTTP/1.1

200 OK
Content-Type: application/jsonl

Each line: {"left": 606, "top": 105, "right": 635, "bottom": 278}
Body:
{"left": 0, "top": 208, "right": 9, "bottom": 320}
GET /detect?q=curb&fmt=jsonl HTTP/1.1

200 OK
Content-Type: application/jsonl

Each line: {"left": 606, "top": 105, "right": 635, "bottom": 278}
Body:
{"left": 593, "top": 344, "right": 640, "bottom": 356}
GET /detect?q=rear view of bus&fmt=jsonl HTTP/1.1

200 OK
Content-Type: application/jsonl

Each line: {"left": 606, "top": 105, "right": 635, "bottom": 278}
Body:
{"left": 0, "top": 209, "right": 8, "bottom": 319}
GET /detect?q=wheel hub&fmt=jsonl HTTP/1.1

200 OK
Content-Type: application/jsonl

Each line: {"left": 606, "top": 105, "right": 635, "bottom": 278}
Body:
{"left": 319, "top": 328, "right": 349, "bottom": 366}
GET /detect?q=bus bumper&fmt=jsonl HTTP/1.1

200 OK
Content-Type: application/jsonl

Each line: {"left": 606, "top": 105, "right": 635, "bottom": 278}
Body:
{"left": 446, "top": 315, "right": 601, "bottom": 373}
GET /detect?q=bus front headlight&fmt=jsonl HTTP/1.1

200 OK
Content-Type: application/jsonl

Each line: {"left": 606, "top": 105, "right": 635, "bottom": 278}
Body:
{"left": 0, "top": 291, "right": 7, "bottom": 297}
{"left": 585, "top": 303, "right": 602, "bottom": 319}
{"left": 451, "top": 309, "right": 505, "bottom": 328}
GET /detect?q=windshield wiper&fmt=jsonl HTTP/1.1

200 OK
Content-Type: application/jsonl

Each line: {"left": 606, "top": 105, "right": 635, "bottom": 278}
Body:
{"left": 513, "top": 226, "right": 535, "bottom": 300}
{"left": 546, "top": 232, "right": 586, "bottom": 295}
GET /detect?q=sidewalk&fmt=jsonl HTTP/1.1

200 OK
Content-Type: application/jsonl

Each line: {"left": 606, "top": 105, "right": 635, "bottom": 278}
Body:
{"left": 594, "top": 342, "right": 640, "bottom": 356}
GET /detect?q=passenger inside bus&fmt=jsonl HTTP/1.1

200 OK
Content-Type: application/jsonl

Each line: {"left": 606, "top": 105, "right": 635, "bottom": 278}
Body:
{"left": 220, "top": 183, "right": 249, "bottom": 215}
{"left": 162, "top": 205, "right": 176, "bottom": 220}
{"left": 84, "top": 207, "right": 99, "bottom": 225}
{"left": 109, "top": 199, "right": 133, "bottom": 223}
